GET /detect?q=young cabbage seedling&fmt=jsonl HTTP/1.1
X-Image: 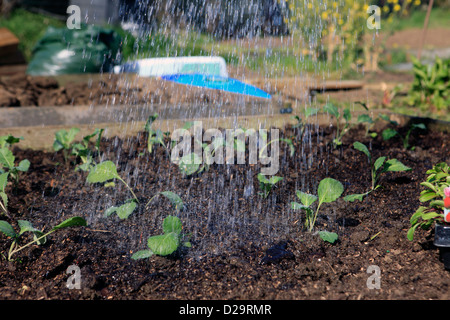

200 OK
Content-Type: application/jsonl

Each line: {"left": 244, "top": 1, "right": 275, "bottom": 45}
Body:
{"left": 144, "top": 113, "right": 170, "bottom": 155}
{"left": 131, "top": 215, "right": 191, "bottom": 260}
{"left": 87, "top": 161, "right": 139, "bottom": 203}
{"left": 53, "top": 128, "right": 80, "bottom": 162}
{"left": 344, "top": 141, "right": 412, "bottom": 202}
{"left": 323, "top": 103, "right": 352, "bottom": 148}
{"left": 87, "top": 161, "right": 139, "bottom": 220}
{"left": 257, "top": 173, "right": 283, "bottom": 199}
{"left": 381, "top": 119, "right": 426, "bottom": 150}
{"left": 292, "top": 107, "right": 320, "bottom": 138}
{"left": 0, "top": 147, "right": 30, "bottom": 187}
{"left": 0, "top": 135, "right": 23, "bottom": 149}
{"left": 0, "top": 217, "right": 86, "bottom": 261}
{"left": 291, "top": 177, "right": 343, "bottom": 232}
{"left": 71, "top": 128, "right": 104, "bottom": 171}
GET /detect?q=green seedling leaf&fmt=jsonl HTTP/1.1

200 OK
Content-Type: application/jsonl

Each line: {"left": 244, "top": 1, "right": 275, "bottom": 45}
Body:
{"left": 162, "top": 215, "right": 183, "bottom": 234}
{"left": 382, "top": 128, "right": 398, "bottom": 141}
{"left": 318, "top": 231, "right": 338, "bottom": 244}
{"left": 317, "top": 178, "right": 344, "bottom": 204}
{"left": 323, "top": 103, "right": 339, "bottom": 118}
{"left": 353, "top": 141, "right": 370, "bottom": 160}
{"left": 105, "top": 201, "right": 137, "bottom": 220}
{"left": 17, "top": 220, "right": 46, "bottom": 245}
{"left": 87, "top": 161, "right": 119, "bottom": 183}
{"left": 257, "top": 174, "right": 270, "bottom": 184}
{"left": 116, "top": 201, "right": 137, "bottom": 220}
{"left": 291, "top": 201, "right": 306, "bottom": 210}
{"left": 357, "top": 114, "right": 373, "bottom": 124}
{"left": 160, "top": 191, "right": 184, "bottom": 211}
{"left": 0, "top": 220, "right": 16, "bottom": 238}
{"left": 343, "top": 108, "right": 351, "bottom": 122}
{"left": 383, "top": 159, "right": 411, "bottom": 172}
{"left": 412, "top": 123, "right": 427, "bottom": 130}
{"left": 179, "top": 153, "right": 202, "bottom": 176}
{"left": 343, "top": 193, "right": 366, "bottom": 202}
{"left": 305, "top": 107, "right": 320, "bottom": 118}
{"left": 17, "top": 160, "right": 30, "bottom": 172}
{"left": 52, "top": 217, "right": 87, "bottom": 231}
{"left": 147, "top": 233, "right": 179, "bottom": 256}
{"left": 296, "top": 190, "right": 317, "bottom": 207}
{"left": 183, "top": 241, "right": 192, "bottom": 248}
{"left": 280, "top": 138, "right": 295, "bottom": 157}
{"left": 374, "top": 156, "right": 386, "bottom": 172}
{"left": 53, "top": 128, "right": 80, "bottom": 151}
{"left": 104, "top": 206, "right": 118, "bottom": 218}
{"left": 0, "top": 135, "right": 23, "bottom": 148}
{"left": 268, "top": 176, "right": 283, "bottom": 185}
{"left": 131, "top": 249, "right": 154, "bottom": 260}
{"left": 0, "top": 172, "right": 8, "bottom": 191}
{"left": 0, "top": 148, "right": 15, "bottom": 169}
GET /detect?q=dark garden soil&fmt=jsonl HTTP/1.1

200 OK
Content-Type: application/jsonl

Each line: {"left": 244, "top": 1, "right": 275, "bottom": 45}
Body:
{"left": 0, "top": 121, "right": 449, "bottom": 301}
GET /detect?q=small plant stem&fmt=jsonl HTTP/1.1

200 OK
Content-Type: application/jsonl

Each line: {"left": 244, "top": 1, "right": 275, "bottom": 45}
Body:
{"left": 117, "top": 177, "right": 139, "bottom": 203}
{"left": 145, "top": 194, "right": 159, "bottom": 209}
{"left": 310, "top": 202, "right": 323, "bottom": 232}
{"left": 0, "top": 200, "right": 12, "bottom": 219}
{"left": 8, "top": 230, "right": 55, "bottom": 261}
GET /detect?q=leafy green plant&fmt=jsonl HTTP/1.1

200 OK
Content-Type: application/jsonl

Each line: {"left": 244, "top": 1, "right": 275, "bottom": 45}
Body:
{"left": 131, "top": 215, "right": 191, "bottom": 260}
{"left": 292, "top": 107, "right": 320, "bottom": 137}
{"left": 257, "top": 174, "right": 283, "bottom": 199}
{"left": 177, "top": 136, "right": 225, "bottom": 177}
{"left": 344, "top": 142, "right": 411, "bottom": 202}
{"left": 381, "top": 119, "right": 426, "bottom": 150}
{"left": 291, "top": 178, "right": 343, "bottom": 231}
{"left": 104, "top": 199, "right": 138, "bottom": 220}
{"left": 53, "top": 128, "right": 80, "bottom": 162}
{"left": 144, "top": 113, "right": 170, "bottom": 154}
{"left": 323, "top": 103, "right": 352, "bottom": 148}
{"left": 0, "top": 135, "right": 23, "bottom": 149}
{"left": 145, "top": 191, "right": 184, "bottom": 212}
{"left": 407, "top": 163, "right": 450, "bottom": 241}
{"left": 71, "top": 128, "right": 104, "bottom": 171}
{"left": 407, "top": 57, "right": 450, "bottom": 112}
{"left": 0, "top": 217, "right": 86, "bottom": 261}
{"left": 258, "top": 134, "right": 295, "bottom": 159}
{"left": 87, "top": 160, "right": 139, "bottom": 203}
{"left": 0, "top": 147, "right": 30, "bottom": 186}
{"left": 318, "top": 230, "right": 339, "bottom": 244}
{"left": 356, "top": 114, "right": 378, "bottom": 138}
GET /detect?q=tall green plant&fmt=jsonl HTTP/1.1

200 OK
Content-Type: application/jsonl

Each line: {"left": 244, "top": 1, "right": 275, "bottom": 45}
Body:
{"left": 407, "top": 57, "right": 450, "bottom": 112}
{"left": 291, "top": 178, "right": 343, "bottom": 231}
{"left": 344, "top": 142, "right": 411, "bottom": 202}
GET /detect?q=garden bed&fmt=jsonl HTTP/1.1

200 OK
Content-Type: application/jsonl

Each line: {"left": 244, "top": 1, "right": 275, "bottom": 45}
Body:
{"left": 0, "top": 119, "right": 449, "bottom": 300}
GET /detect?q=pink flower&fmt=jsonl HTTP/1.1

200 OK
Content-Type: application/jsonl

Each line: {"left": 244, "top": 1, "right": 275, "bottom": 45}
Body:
{"left": 445, "top": 187, "right": 450, "bottom": 198}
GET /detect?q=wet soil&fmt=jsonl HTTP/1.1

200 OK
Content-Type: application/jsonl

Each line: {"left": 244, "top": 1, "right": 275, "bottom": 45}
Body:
{"left": 0, "top": 121, "right": 449, "bottom": 300}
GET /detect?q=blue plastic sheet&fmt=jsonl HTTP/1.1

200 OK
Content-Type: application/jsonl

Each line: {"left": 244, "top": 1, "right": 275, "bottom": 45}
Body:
{"left": 161, "top": 74, "right": 272, "bottom": 99}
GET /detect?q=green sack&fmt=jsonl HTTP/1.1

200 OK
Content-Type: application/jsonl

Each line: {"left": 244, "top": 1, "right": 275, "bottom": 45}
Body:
{"left": 27, "top": 25, "right": 121, "bottom": 76}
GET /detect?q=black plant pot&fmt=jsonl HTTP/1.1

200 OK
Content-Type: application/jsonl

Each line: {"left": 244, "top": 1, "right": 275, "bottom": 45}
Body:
{"left": 434, "top": 223, "right": 450, "bottom": 270}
